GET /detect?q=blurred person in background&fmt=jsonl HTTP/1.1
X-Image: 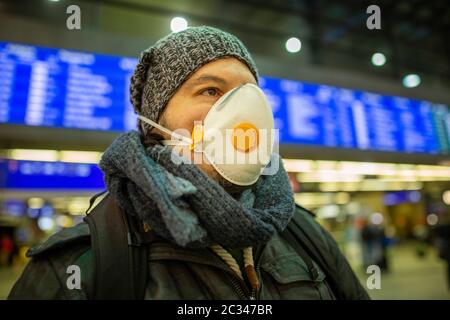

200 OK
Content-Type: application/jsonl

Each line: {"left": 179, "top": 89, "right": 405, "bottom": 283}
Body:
{"left": 413, "top": 224, "right": 430, "bottom": 258}
{"left": 434, "top": 217, "right": 450, "bottom": 291}
{"left": 0, "top": 234, "right": 14, "bottom": 267}
{"left": 8, "top": 27, "right": 368, "bottom": 300}
{"left": 361, "top": 214, "right": 389, "bottom": 272}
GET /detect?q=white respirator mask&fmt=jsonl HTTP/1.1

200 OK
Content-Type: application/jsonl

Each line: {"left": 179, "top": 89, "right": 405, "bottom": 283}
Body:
{"left": 138, "top": 83, "right": 275, "bottom": 186}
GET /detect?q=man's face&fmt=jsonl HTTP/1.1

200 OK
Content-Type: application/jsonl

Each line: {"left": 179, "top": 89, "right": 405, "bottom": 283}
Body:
{"left": 153, "top": 57, "right": 257, "bottom": 193}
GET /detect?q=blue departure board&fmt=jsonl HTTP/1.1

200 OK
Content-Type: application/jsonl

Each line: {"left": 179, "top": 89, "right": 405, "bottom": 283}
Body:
{"left": 0, "top": 159, "right": 105, "bottom": 190}
{"left": 259, "top": 77, "right": 450, "bottom": 154}
{"left": 0, "top": 41, "right": 138, "bottom": 131}
{"left": 0, "top": 41, "right": 449, "bottom": 154}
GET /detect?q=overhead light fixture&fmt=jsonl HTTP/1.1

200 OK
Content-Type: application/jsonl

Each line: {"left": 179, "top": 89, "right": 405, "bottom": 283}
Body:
{"left": 170, "top": 17, "right": 188, "bottom": 33}
{"left": 293, "top": 192, "right": 350, "bottom": 208}
{"left": 371, "top": 53, "right": 386, "bottom": 66}
{"left": 59, "top": 151, "right": 102, "bottom": 164}
{"left": 9, "top": 149, "right": 59, "bottom": 162}
{"left": 402, "top": 74, "right": 421, "bottom": 88}
{"left": 282, "top": 159, "right": 314, "bottom": 172}
{"left": 284, "top": 159, "right": 450, "bottom": 182}
{"left": 285, "top": 37, "right": 302, "bottom": 53}
{"left": 297, "top": 172, "right": 363, "bottom": 183}
{"left": 6, "top": 149, "right": 103, "bottom": 164}
{"left": 319, "top": 181, "right": 423, "bottom": 192}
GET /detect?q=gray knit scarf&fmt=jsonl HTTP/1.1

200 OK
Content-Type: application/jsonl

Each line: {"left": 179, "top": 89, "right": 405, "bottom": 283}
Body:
{"left": 99, "top": 130, "right": 295, "bottom": 248}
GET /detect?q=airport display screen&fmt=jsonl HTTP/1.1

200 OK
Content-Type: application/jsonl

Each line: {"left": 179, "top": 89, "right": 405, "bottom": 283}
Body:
{"left": 1, "top": 41, "right": 449, "bottom": 154}
{"left": 0, "top": 159, "right": 105, "bottom": 190}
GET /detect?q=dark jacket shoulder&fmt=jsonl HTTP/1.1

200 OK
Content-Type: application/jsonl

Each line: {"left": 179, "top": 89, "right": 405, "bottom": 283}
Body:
{"left": 290, "top": 204, "right": 370, "bottom": 300}
{"left": 8, "top": 223, "right": 92, "bottom": 300}
{"left": 27, "top": 222, "right": 90, "bottom": 257}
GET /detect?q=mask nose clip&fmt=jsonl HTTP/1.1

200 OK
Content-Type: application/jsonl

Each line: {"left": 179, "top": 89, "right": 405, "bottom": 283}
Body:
{"left": 215, "top": 84, "right": 245, "bottom": 111}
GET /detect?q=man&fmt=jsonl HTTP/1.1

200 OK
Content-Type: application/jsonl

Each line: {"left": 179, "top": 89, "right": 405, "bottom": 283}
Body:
{"left": 434, "top": 220, "right": 450, "bottom": 290}
{"left": 8, "top": 26, "right": 369, "bottom": 300}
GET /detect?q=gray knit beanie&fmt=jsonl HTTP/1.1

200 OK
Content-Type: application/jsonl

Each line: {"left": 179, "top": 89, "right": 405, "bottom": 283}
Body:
{"left": 130, "top": 26, "right": 259, "bottom": 133}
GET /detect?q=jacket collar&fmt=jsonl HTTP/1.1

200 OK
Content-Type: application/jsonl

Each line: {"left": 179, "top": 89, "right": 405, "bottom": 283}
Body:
{"left": 147, "top": 236, "right": 266, "bottom": 275}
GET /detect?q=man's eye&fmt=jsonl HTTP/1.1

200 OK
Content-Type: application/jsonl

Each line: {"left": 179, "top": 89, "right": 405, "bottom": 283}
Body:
{"left": 200, "top": 88, "right": 219, "bottom": 97}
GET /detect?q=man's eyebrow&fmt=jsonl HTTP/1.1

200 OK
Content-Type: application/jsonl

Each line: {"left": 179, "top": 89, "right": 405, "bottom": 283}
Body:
{"left": 186, "top": 75, "right": 228, "bottom": 89}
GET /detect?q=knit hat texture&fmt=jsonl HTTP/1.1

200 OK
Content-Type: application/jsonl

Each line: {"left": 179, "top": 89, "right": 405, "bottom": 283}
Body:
{"left": 130, "top": 26, "right": 258, "bottom": 132}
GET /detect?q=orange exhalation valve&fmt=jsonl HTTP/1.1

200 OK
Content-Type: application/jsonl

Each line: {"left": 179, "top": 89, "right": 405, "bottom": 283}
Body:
{"left": 231, "top": 122, "right": 259, "bottom": 153}
{"left": 190, "top": 124, "right": 204, "bottom": 151}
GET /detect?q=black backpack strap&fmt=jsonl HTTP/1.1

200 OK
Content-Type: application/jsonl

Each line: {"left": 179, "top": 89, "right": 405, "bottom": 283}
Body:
{"left": 83, "top": 193, "right": 149, "bottom": 300}
{"left": 282, "top": 205, "right": 346, "bottom": 300}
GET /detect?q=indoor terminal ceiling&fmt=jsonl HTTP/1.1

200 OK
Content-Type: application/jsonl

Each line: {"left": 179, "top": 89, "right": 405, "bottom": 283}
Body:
{"left": 1, "top": 0, "right": 449, "bottom": 85}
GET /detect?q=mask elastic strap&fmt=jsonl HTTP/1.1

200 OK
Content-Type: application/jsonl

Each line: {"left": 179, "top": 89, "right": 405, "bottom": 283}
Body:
{"left": 137, "top": 115, "right": 192, "bottom": 145}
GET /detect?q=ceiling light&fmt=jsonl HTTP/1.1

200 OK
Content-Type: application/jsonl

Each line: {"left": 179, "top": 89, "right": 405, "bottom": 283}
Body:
{"left": 170, "top": 17, "right": 188, "bottom": 33}
{"left": 285, "top": 37, "right": 302, "bottom": 53}
{"left": 371, "top": 53, "right": 386, "bottom": 66}
{"left": 402, "top": 74, "right": 421, "bottom": 88}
